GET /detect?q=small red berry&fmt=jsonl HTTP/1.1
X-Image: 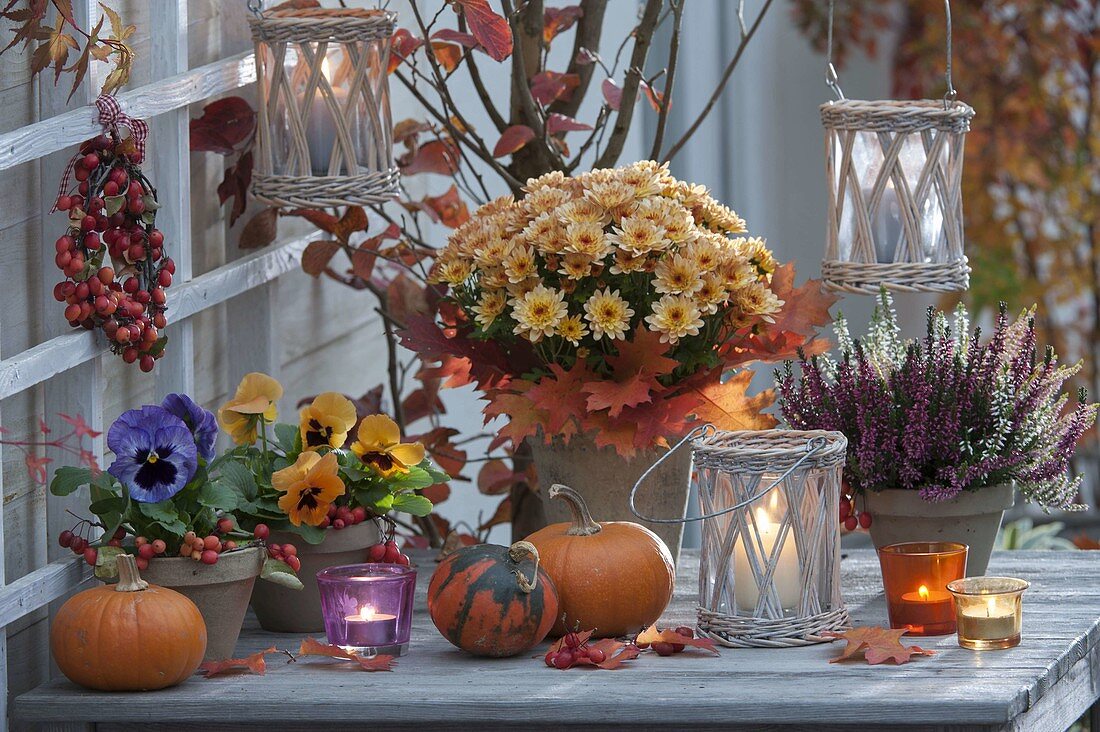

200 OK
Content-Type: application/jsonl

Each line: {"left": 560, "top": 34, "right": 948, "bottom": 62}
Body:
{"left": 843, "top": 515, "right": 859, "bottom": 532}
{"left": 382, "top": 540, "right": 400, "bottom": 563}
{"left": 139, "top": 354, "right": 155, "bottom": 372}
{"left": 858, "top": 511, "right": 872, "bottom": 529}
{"left": 544, "top": 650, "right": 557, "bottom": 667}
{"left": 217, "top": 517, "right": 234, "bottom": 534}
{"left": 70, "top": 536, "right": 86, "bottom": 553}
{"left": 367, "top": 543, "right": 386, "bottom": 562}
{"left": 58, "top": 530, "right": 74, "bottom": 548}
{"left": 200, "top": 549, "right": 219, "bottom": 565}
{"left": 586, "top": 647, "right": 606, "bottom": 664}
{"left": 351, "top": 506, "right": 367, "bottom": 524}
{"left": 395, "top": 553, "right": 411, "bottom": 566}
{"left": 138, "top": 543, "right": 156, "bottom": 560}
{"left": 253, "top": 523, "right": 270, "bottom": 540}
{"left": 332, "top": 519, "right": 346, "bottom": 530}
{"left": 82, "top": 153, "right": 100, "bottom": 170}
{"left": 151, "top": 539, "right": 167, "bottom": 554}
{"left": 56, "top": 195, "right": 72, "bottom": 211}
{"left": 552, "top": 651, "right": 574, "bottom": 669}
{"left": 135, "top": 556, "right": 150, "bottom": 571}
{"left": 286, "top": 555, "right": 301, "bottom": 572}
{"left": 84, "top": 547, "right": 98, "bottom": 566}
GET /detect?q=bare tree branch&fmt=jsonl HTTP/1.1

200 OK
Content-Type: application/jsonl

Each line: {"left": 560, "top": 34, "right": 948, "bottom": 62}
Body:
{"left": 457, "top": 14, "right": 509, "bottom": 132}
{"left": 649, "top": 0, "right": 683, "bottom": 160}
{"left": 548, "top": 0, "right": 609, "bottom": 120}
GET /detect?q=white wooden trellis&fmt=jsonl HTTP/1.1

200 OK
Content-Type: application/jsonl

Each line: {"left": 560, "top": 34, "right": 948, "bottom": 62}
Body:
{"left": 0, "top": 5, "right": 320, "bottom": 722}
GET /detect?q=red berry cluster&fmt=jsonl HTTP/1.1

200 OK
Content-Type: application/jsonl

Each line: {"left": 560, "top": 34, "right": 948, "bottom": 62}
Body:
{"left": 839, "top": 493, "right": 872, "bottom": 532}
{"left": 53, "top": 134, "right": 173, "bottom": 372}
{"left": 318, "top": 504, "right": 369, "bottom": 531}
{"left": 636, "top": 626, "right": 696, "bottom": 656}
{"left": 544, "top": 629, "right": 608, "bottom": 669}
{"left": 367, "top": 538, "right": 411, "bottom": 566}
{"left": 254, "top": 523, "right": 302, "bottom": 572}
{"left": 58, "top": 520, "right": 115, "bottom": 567}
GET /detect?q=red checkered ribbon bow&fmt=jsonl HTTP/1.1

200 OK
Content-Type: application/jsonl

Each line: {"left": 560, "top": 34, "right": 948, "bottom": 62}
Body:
{"left": 53, "top": 95, "right": 149, "bottom": 212}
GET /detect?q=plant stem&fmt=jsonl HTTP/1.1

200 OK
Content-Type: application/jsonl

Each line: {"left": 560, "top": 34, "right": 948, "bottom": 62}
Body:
{"left": 649, "top": 0, "right": 683, "bottom": 160}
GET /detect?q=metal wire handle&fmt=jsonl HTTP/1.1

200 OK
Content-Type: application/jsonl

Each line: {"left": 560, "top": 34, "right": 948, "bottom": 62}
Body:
{"left": 629, "top": 426, "right": 829, "bottom": 524}
{"left": 247, "top": 0, "right": 264, "bottom": 17}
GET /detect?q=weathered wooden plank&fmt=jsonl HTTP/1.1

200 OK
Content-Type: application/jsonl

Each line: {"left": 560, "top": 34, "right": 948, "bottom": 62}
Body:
{"left": 0, "top": 50, "right": 255, "bottom": 172}
{"left": 0, "top": 557, "right": 90, "bottom": 628}
{"left": 12, "top": 550, "right": 1100, "bottom": 730}
{"left": 0, "top": 234, "right": 310, "bottom": 401}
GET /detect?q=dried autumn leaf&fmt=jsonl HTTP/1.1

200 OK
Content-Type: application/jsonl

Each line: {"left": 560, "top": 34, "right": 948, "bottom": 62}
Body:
{"left": 605, "top": 325, "right": 680, "bottom": 380}
{"left": 524, "top": 361, "right": 591, "bottom": 435}
{"left": 601, "top": 78, "right": 623, "bottom": 110}
{"left": 543, "top": 5, "right": 583, "bottom": 43}
{"left": 301, "top": 240, "right": 341, "bottom": 277}
{"left": 400, "top": 138, "right": 460, "bottom": 176}
{"left": 452, "top": 0, "right": 513, "bottom": 62}
{"left": 636, "top": 624, "right": 720, "bottom": 655}
{"left": 484, "top": 391, "right": 548, "bottom": 451}
{"left": 493, "top": 125, "right": 537, "bottom": 158}
{"left": 285, "top": 207, "right": 339, "bottom": 233}
{"left": 217, "top": 150, "right": 253, "bottom": 226}
{"left": 431, "top": 28, "right": 479, "bottom": 48}
{"left": 477, "top": 459, "right": 518, "bottom": 495}
{"left": 430, "top": 41, "right": 463, "bottom": 72}
{"left": 239, "top": 207, "right": 278, "bottom": 250}
{"left": 332, "top": 206, "right": 369, "bottom": 243}
{"left": 640, "top": 80, "right": 665, "bottom": 112}
{"left": 546, "top": 112, "right": 592, "bottom": 135}
{"left": 681, "top": 370, "right": 778, "bottom": 431}
{"left": 409, "top": 426, "right": 466, "bottom": 476}
{"left": 529, "top": 71, "right": 580, "bottom": 105}
{"left": 823, "top": 627, "right": 935, "bottom": 666}
{"left": 297, "top": 637, "right": 396, "bottom": 671}
{"left": 582, "top": 373, "right": 656, "bottom": 418}
{"left": 479, "top": 496, "right": 512, "bottom": 531}
{"left": 190, "top": 96, "right": 257, "bottom": 155}
{"left": 421, "top": 185, "right": 470, "bottom": 228}
{"left": 767, "top": 262, "right": 839, "bottom": 337}
{"left": 388, "top": 28, "right": 424, "bottom": 73}
{"left": 199, "top": 646, "right": 278, "bottom": 678}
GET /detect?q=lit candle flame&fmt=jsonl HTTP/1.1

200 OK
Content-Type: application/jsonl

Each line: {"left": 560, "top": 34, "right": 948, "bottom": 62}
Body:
{"left": 351, "top": 605, "right": 376, "bottom": 621}
{"left": 754, "top": 507, "right": 772, "bottom": 531}
{"left": 321, "top": 57, "right": 333, "bottom": 82}
{"left": 986, "top": 596, "right": 997, "bottom": 616}
{"left": 918, "top": 585, "right": 929, "bottom": 601}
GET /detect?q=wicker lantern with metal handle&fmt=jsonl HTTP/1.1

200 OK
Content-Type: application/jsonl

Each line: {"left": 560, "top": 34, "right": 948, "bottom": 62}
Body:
{"left": 631, "top": 427, "right": 849, "bottom": 648}
{"left": 248, "top": 3, "right": 398, "bottom": 208}
{"left": 820, "top": 0, "right": 974, "bottom": 294}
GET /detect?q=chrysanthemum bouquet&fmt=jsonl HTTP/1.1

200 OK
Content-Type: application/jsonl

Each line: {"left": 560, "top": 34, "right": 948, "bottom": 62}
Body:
{"left": 409, "top": 162, "right": 835, "bottom": 456}
{"left": 49, "top": 392, "right": 295, "bottom": 584}
{"left": 215, "top": 372, "right": 449, "bottom": 544}
{"left": 777, "top": 291, "right": 1098, "bottom": 510}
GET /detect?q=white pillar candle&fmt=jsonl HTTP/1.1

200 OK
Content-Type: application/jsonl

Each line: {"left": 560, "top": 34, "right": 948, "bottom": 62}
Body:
{"left": 303, "top": 57, "right": 348, "bottom": 176}
{"left": 733, "top": 492, "right": 801, "bottom": 614}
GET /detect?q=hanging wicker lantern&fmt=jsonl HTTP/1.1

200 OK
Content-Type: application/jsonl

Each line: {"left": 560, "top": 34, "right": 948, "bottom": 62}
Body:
{"left": 248, "top": 6, "right": 398, "bottom": 208}
{"left": 820, "top": 0, "right": 974, "bottom": 294}
{"left": 631, "top": 428, "right": 849, "bottom": 648}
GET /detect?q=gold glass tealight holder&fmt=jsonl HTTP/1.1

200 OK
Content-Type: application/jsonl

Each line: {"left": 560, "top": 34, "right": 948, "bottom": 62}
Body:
{"left": 946, "top": 577, "right": 1029, "bottom": 650}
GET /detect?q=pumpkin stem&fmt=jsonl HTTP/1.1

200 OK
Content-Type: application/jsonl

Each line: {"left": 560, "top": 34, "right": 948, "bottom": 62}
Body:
{"left": 549, "top": 484, "right": 602, "bottom": 537}
{"left": 115, "top": 554, "right": 149, "bottom": 593}
{"left": 507, "top": 540, "right": 541, "bottom": 594}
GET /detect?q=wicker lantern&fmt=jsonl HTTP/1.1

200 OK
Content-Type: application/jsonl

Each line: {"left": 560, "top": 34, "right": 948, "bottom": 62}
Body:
{"left": 633, "top": 428, "right": 849, "bottom": 647}
{"left": 248, "top": 5, "right": 398, "bottom": 208}
{"left": 820, "top": 0, "right": 974, "bottom": 294}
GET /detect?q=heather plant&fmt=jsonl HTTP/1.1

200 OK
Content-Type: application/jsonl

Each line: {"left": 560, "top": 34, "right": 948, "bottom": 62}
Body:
{"left": 777, "top": 290, "right": 1097, "bottom": 511}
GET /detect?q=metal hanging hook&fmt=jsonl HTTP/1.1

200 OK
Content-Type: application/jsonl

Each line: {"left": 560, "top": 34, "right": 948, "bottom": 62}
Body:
{"left": 943, "top": 0, "right": 957, "bottom": 107}
{"left": 824, "top": 0, "right": 845, "bottom": 100}
{"left": 247, "top": 0, "right": 264, "bottom": 18}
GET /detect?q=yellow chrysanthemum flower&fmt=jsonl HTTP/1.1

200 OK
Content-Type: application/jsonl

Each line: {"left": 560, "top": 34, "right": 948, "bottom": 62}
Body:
{"left": 735, "top": 282, "right": 785, "bottom": 322}
{"left": 522, "top": 212, "right": 565, "bottom": 254}
{"left": 299, "top": 392, "right": 358, "bottom": 450}
{"left": 473, "top": 236, "right": 512, "bottom": 268}
{"left": 351, "top": 414, "right": 426, "bottom": 477}
{"left": 557, "top": 315, "right": 589, "bottom": 345}
{"left": 608, "top": 216, "right": 667, "bottom": 255}
{"left": 435, "top": 258, "right": 474, "bottom": 286}
{"left": 584, "top": 179, "right": 636, "bottom": 211}
{"left": 645, "top": 294, "right": 704, "bottom": 344}
{"left": 523, "top": 186, "right": 573, "bottom": 217}
{"left": 273, "top": 451, "right": 345, "bottom": 527}
{"left": 506, "top": 277, "right": 539, "bottom": 299}
{"left": 472, "top": 289, "right": 508, "bottom": 329}
{"left": 583, "top": 287, "right": 635, "bottom": 341}
{"left": 557, "top": 198, "right": 609, "bottom": 226}
{"left": 474, "top": 194, "right": 515, "bottom": 218}
{"left": 524, "top": 170, "right": 568, "bottom": 193}
{"left": 696, "top": 273, "right": 729, "bottom": 315}
{"left": 654, "top": 253, "right": 704, "bottom": 295}
{"left": 218, "top": 372, "right": 283, "bottom": 445}
{"left": 738, "top": 236, "right": 778, "bottom": 274}
{"left": 511, "top": 284, "right": 568, "bottom": 342}
{"left": 619, "top": 161, "right": 665, "bottom": 197}
{"left": 479, "top": 265, "right": 510, "bottom": 290}
{"left": 503, "top": 245, "right": 538, "bottom": 284}
{"left": 558, "top": 252, "right": 595, "bottom": 280}
{"left": 684, "top": 236, "right": 722, "bottom": 272}
{"left": 563, "top": 221, "right": 612, "bottom": 259}
{"left": 609, "top": 248, "right": 648, "bottom": 275}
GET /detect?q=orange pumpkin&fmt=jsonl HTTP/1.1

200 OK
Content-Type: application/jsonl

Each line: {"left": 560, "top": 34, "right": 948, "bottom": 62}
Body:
{"left": 428, "top": 540, "right": 559, "bottom": 657}
{"left": 526, "top": 484, "right": 675, "bottom": 637}
{"left": 51, "top": 553, "right": 207, "bottom": 690}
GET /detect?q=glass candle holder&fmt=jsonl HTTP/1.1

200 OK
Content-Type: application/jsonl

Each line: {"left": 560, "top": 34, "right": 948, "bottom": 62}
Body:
{"left": 317, "top": 564, "right": 416, "bottom": 656}
{"left": 877, "top": 542, "right": 967, "bottom": 636}
{"left": 947, "top": 577, "right": 1029, "bottom": 650}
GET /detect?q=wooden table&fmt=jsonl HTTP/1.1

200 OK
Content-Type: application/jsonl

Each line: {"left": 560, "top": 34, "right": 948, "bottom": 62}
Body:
{"left": 13, "top": 550, "right": 1100, "bottom": 731}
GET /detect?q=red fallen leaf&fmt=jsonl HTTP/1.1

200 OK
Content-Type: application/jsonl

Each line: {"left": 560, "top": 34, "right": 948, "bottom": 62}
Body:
{"left": 400, "top": 138, "right": 460, "bottom": 176}
{"left": 529, "top": 70, "right": 580, "bottom": 105}
{"left": 493, "top": 125, "right": 536, "bottom": 157}
{"left": 59, "top": 413, "right": 101, "bottom": 439}
{"left": 767, "top": 262, "right": 839, "bottom": 337}
{"left": 679, "top": 370, "right": 778, "bottom": 431}
{"left": 582, "top": 373, "right": 656, "bottom": 418}
{"left": 546, "top": 112, "right": 592, "bottom": 135}
{"left": 297, "top": 637, "right": 396, "bottom": 671}
{"left": 301, "top": 240, "right": 341, "bottom": 277}
{"left": 543, "top": 5, "right": 583, "bottom": 43}
{"left": 452, "top": 0, "right": 513, "bottom": 62}
{"left": 822, "top": 627, "right": 935, "bottom": 665}
{"left": 190, "top": 96, "right": 256, "bottom": 155}
{"left": 199, "top": 646, "right": 278, "bottom": 677}
{"left": 636, "top": 624, "right": 720, "bottom": 656}
{"left": 431, "top": 28, "right": 479, "bottom": 48}
{"left": 388, "top": 28, "right": 424, "bottom": 73}
{"left": 352, "top": 654, "right": 398, "bottom": 672}
{"left": 421, "top": 185, "right": 470, "bottom": 228}
{"left": 430, "top": 41, "right": 464, "bottom": 72}
{"left": 601, "top": 78, "right": 622, "bottom": 110}
{"left": 239, "top": 207, "right": 278, "bottom": 250}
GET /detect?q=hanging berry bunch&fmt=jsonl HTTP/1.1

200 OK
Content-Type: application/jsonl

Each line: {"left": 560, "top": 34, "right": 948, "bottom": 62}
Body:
{"left": 51, "top": 97, "right": 173, "bottom": 373}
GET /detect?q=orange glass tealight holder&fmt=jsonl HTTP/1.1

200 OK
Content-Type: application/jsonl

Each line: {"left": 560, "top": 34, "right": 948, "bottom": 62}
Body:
{"left": 947, "top": 577, "right": 1029, "bottom": 650}
{"left": 877, "top": 542, "right": 968, "bottom": 636}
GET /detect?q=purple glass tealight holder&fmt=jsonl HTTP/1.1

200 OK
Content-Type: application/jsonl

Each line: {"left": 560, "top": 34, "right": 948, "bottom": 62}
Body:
{"left": 317, "top": 564, "right": 416, "bottom": 656}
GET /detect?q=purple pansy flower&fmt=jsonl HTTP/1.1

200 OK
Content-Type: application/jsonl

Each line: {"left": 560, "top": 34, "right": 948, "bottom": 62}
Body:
{"left": 107, "top": 405, "right": 198, "bottom": 503}
{"left": 161, "top": 392, "right": 217, "bottom": 461}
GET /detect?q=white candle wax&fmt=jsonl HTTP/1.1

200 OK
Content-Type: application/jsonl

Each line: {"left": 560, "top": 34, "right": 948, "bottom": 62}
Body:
{"left": 733, "top": 499, "right": 801, "bottom": 614}
{"left": 303, "top": 57, "right": 348, "bottom": 176}
{"left": 868, "top": 179, "right": 903, "bottom": 263}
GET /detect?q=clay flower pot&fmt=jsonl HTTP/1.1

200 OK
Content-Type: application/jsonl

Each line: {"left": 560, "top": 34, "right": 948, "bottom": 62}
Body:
{"left": 529, "top": 433, "right": 693, "bottom": 566}
{"left": 862, "top": 483, "right": 1015, "bottom": 576}
{"left": 250, "top": 520, "right": 382, "bottom": 633}
{"left": 135, "top": 546, "right": 265, "bottom": 660}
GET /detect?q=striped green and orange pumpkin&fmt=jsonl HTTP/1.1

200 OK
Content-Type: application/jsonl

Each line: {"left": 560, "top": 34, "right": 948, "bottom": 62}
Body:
{"left": 428, "top": 540, "right": 559, "bottom": 657}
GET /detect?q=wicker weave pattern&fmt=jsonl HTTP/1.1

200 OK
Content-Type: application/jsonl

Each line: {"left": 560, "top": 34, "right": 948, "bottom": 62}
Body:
{"left": 821, "top": 98, "right": 975, "bottom": 294}
{"left": 694, "top": 430, "right": 849, "bottom": 647}
{"left": 249, "top": 9, "right": 397, "bottom": 208}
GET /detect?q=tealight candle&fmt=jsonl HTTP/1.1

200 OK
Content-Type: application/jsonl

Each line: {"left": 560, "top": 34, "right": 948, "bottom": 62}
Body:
{"left": 877, "top": 542, "right": 967, "bottom": 636}
{"left": 948, "top": 577, "right": 1029, "bottom": 650}
{"left": 317, "top": 563, "right": 416, "bottom": 655}
{"left": 344, "top": 605, "right": 399, "bottom": 647}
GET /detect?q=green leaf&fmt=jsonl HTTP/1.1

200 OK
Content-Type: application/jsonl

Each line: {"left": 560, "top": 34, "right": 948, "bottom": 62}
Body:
{"left": 88, "top": 496, "right": 125, "bottom": 516}
{"left": 260, "top": 557, "right": 304, "bottom": 590}
{"left": 198, "top": 480, "right": 239, "bottom": 511}
{"left": 391, "top": 493, "right": 433, "bottom": 516}
{"left": 292, "top": 523, "right": 329, "bottom": 545}
{"left": 138, "top": 499, "right": 180, "bottom": 523}
{"left": 218, "top": 459, "right": 258, "bottom": 501}
{"left": 388, "top": 466, "right": 435, "bottom": 491}
{"left": 50, "top": 466, "right": 91, "bottom": 496}
{"left": 273, "top": 423, "right": 299, "bottom": 454}
{"left": 94, "top": 545, "right": 124, "bottom": 580}
{"left": 104, "top": 194, "right": 125, "bottom": 216}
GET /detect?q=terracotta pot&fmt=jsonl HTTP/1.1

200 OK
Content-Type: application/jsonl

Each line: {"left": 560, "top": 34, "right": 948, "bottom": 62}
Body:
{"left": 136, "top": 546, "right": 265, "bottom": 660}
{"left": 529, "top": 433, "right": 693, "bottom": 566}
{"left": 862, "top": 483, "right": 1015, "bottom": 576}
{"left": 250, "top": 520, "right": 382, "bottom": 633}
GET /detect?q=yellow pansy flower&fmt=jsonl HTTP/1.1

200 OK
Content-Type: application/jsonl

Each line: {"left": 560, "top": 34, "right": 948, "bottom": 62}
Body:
{"left": 273, "top": 451, "right": 345, "bottom": 527}
{"left": 299, "top": 392, "right": 358, "bottom": 450}
{"left": 217, "top": 372, "right": 283, "bottom": 445}
{"left": 351, "top": 415, "right": 426, "bottom": 477}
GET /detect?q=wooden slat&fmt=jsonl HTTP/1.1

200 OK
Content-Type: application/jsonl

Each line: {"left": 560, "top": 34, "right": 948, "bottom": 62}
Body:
{"left": 0, "top": 51, "right": 255, "bottom": 173}
{"left": 0, "top": 234, "right": 310, "bottom": 401}
{"left": 152, "top": 0, "right": 195, "bottom": 400}
{"left": 0, "top": 558, "right": 90, "bottom": 628}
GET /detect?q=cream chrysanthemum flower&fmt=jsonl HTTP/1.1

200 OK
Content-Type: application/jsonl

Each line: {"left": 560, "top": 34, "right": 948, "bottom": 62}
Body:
{"left": 564, "top": 221, "right": 613, "bottom": 259}
{"left": 619, "top": 161, "right": 665, "bottom": 198}
{"left": 503, "top": 245, "right": 538, "bottom": 284}
{"left": 511, "top": 285, "right": 567, "bottom": 342}
{"left": 609, "top": 249, "right": 648, "bottom": 275}
{"left": 557, "top": 315, "right": 589, "bottom": 345}
{"left": 696, "top": 273, "right": 729, "bottom": 315}
{"left": 474, "top": 194, "right": 515, "bottom": 218}
{"left": 471, "top": 290, "right": 508, "bottom": 328}
{"left": 669, "top": 180, "right": 710, "bottom": 209}
{"left": 433, "top": 258, "right": 473, "bottom": 285}
{"left": 473, "top": 236, "right": 513, "bottom": 268}
{"left": 645, "top": 294, "right": 704, "bottom": 344}
{"left": 718, "top": 255, "right": 758, "bottom": 290}
{"left": 584, "top": 179, "right": 636, "bottom": 211}
{"left": 654, "top": 253, "right": 704, "bottom": 295}
{"left": 735, "top": 282, "right": 784, "bottom": 322}
{"left": 583, "top": 287, "right": 634, "bottom": 341}
{"left": 506, "top": 277, "right": 539, "bottom": 299}
{"left": 523, "top": 186, "right": 573, "bottom": 217}
{"left": 701, "top": 199, "right": 747, "bottom": 233}
{"left": 684, "top": 236, "right": 722, "bottom": 272}
{"left": 608, "top": 216, "right": 667, "bottom": 255}
{"left": 524, "top": 170, "right": 568, "bottom": 193}
{"left": 558, "top": 252, "right": 595, "bottom": 280}
{"left": 522, "top": 212, "right": 565, "bottom": 254}
{"left": 557, "top": 198, "right": 610, "bottom": 226}
{"left": 737, "top": 236, "right": 777, "bottom": 274}
{"left": 479, "top": 265, "right": 510, "bottom": 290}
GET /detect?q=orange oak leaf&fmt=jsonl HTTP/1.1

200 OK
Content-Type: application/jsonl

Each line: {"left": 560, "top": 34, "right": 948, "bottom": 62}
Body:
{"left": 543, "top": 5, "right": 584, "bottom": 43}
{"left": 297, "top": 637, "right": 397, "bottom": 671}
{"left": 605, "top": 325, "right": 680, "bottom": 380}
{"left": 585, "top": 411, "right": 638, "bottom": 458}
{"left": 352, "top": 654, "right": 398, "bottom": 672}
{"left": 529, "top": 70, "right": 580, "bottom": 105}
{"left": 493, "top": 125, "right": 536, "bottom": 157}
{"left": 421, "top": 185, "right": 470, "bottom": 228}
{"left": 199, "top": 646, "right": 279, "bottom": 678}
{"left": 680, "top": 370, "right": 778, "bottom": 431}
{"left": 823, "top": 627, "right": 935, "bottom": 665}
{"left": 388, "top": 28, "right": 424, "bottom": 73}
{"left": 484, "top": 391, "right": 549, "bottom": 451}
{"left": 452, "top": 0, "right": 513, "bottom": 61}
{"left": 620, "top": 393, "right": 697, "bottom": 451}
{"left": 430, "top": 41, "right": 463, "bottom": 72}
{"left": 767, "top": 262, "right": 839, "bottom": 337}
{"left": 582, "top": 373, "right": 656, "bottom": 418}
{"left": 525, "top": 361, "right": 591, "bottom": 435}
{"left": 636, "top": 624, "right": 720, "bottom": 656}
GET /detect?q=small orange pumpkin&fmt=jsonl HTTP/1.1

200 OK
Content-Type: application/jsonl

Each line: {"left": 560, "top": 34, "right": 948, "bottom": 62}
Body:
{"left": 51, "top": 553, "right": 207, "bottom": 690}
{"left": 526, "top": 484, "right": 675, "bottom": 637}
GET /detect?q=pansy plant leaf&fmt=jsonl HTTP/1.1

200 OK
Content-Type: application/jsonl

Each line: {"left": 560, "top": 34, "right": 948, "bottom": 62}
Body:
{"left": 198, "top": 480, "right": 239, "bottom": 511}
{"left": 93, "top": 545, "right": 125, "bottom": 580}
{"left": 273, "top": 422, "right": 299, "bottom": 454}
{"left": 391, "top": 493, "right": 433, "bottom": 516}
{"left": 50, "top": 466, "right": 91, "bottom": 496}
{"left": 260, "top": 557, "right": 305, "bottom": 590}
